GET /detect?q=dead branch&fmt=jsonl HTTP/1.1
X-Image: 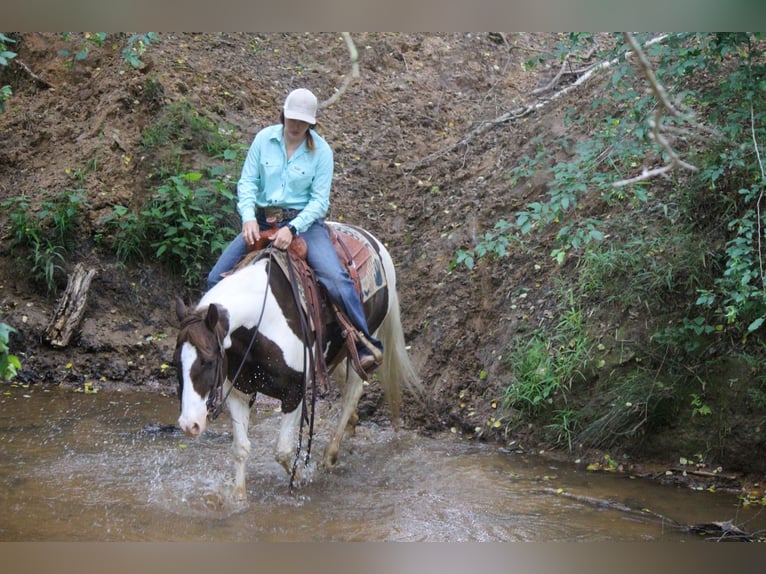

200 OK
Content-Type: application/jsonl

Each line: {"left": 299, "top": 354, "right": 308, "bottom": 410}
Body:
{"left": 406, "top": 34, "right": 669, "bottom": 173}
{"left": 531, "top": 51, "right": 571, "bottom": 96}
{"left": 531, "top": 42, "right": 598, "bottom": 96}
{"left": 12, "top": 59, "right": 55, "bottom": 89}
{"left": 320, "top": 32, "right": 358, "bottom": 109}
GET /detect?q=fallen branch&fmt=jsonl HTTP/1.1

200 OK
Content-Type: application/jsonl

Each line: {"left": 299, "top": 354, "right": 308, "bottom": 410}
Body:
{"left": 43, "top": 263, "right": 96, "bottom": 348}
{"left": 669, "top": 467, "right": 739, "bottom": 481}
{"left": 538, "top": 487, "right": 764, "bottom": 541}
{"left": 531, "top": 42, "right": 598, "bottom": 96}
{"left": 12, "top": 59, "right": 55, "bottom": 89}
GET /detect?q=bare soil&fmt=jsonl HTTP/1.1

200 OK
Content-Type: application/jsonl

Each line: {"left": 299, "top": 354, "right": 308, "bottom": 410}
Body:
{"left": 1, "top": 33, "right": 763, "bottom": 496}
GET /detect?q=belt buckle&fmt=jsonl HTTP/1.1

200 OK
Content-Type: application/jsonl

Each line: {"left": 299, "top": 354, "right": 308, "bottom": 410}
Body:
{"left": 264, "top": 206, "right": 283, "bottom": 223}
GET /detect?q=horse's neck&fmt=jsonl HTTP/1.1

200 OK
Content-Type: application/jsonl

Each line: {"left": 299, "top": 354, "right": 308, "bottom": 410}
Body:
{"left": 200, "top": 263, "right": 270, "bottom": 334}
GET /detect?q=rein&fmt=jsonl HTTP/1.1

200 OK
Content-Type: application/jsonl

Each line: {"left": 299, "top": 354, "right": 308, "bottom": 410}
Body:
{"left": 284, "top": 249, "right": 323, "bottom": 491}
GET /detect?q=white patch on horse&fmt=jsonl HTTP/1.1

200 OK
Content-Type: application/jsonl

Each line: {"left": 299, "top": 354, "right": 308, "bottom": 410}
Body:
{"left": 200, "top": 260, "right": 307, "bottom": 373}
{"left": 177, "top": 342, "right": 208, "bottom": 437}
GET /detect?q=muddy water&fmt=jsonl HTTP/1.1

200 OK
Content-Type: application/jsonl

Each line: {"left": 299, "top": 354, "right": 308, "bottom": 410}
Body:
{"left": 1, "top": 385, "right": 763, "bottom": 541}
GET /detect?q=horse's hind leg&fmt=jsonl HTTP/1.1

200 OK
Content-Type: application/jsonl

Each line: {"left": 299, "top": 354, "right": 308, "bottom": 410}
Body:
{"left": 227, "top": 384, "right": 251, "bottom": 501}
{"left": 322, "top": 371, "right": 364, "bottom": 468}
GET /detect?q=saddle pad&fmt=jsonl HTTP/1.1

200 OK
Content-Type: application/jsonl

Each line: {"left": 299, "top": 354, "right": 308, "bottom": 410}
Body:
{"left": 327, "top": 222, "right": 386, "bottom": 303}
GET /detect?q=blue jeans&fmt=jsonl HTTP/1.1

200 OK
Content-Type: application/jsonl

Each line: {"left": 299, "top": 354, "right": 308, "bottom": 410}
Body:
{"left": 207, "top": 218, "right": 381, "bottom": 350}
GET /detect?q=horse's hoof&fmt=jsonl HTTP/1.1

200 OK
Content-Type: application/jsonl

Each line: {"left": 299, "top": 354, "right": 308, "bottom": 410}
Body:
{"left": 321, "top": 451, "right": 339, "bottom": 469}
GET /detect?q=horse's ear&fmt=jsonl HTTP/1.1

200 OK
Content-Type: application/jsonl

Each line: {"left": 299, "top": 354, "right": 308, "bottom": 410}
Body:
{"left": 205, "top": 303, "right": 219, "bottom": 331}
{"left": 175, "top": 297, "right": 187, "bottom": 321}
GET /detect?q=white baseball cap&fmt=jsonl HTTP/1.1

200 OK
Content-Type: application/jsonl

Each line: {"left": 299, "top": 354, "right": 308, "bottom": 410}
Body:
{"left": 283, "top": 88, "right": 318, "bottom": 124}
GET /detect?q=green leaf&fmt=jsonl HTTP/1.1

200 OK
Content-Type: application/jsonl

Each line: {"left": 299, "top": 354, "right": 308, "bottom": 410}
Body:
{"left": 747, "top": 317, "right": 765, "bottom": 333}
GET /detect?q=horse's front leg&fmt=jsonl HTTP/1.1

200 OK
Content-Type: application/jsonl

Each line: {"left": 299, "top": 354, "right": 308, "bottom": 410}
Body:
{"left": 323, "top": 372, "right": 364, "bottom": 468}
{"left": 226, "top": 383, "right": 252, "bottom": 502}
{"left": 275, "top": 401, "right": 303, "bottom": 477}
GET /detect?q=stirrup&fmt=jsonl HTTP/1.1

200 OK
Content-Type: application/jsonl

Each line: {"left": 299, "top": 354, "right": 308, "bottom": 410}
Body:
{"left": 355, "top": 332, "right": 383, "bottom": 364}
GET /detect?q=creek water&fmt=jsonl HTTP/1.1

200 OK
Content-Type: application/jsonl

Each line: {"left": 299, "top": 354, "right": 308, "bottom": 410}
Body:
{"left": 1, "top": 384, "right": 763, "bottom": 542}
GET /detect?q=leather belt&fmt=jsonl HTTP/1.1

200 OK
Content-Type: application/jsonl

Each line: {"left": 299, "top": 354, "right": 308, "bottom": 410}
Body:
{"left": 257, "top": 207, "right": 300, "bottom": 221}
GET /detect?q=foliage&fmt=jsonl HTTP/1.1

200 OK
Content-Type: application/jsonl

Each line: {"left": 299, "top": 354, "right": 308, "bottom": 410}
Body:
{"left": 92, "top": 92, "right": 245, "bottom": 288}
{"left": 95, "top": 205, "right": 147, "bottom": 262}
{"left": 576, "top": 371, "right": 675, "bottom": 450}
{"left": 141, "top": 100, "right": 244, "bottom": 177}
{"left": 457, "top": 33, "right": 766, "bottom": 446}
{"left": 122, "top": 33, "right": 158, "bottom": 69}
{"left": 458, "top": 33, "right": 766, "bottom": 330}
{"left": 57, "top": 32, "right": 158, "bottom": 69}
{"left": 2, "top": 189, "right": 89, "bottom": 293}
{"left": 0, "top": 32, "right": 16, "bottom": 112}
{"left": 102, "top": 171, "right": 238, "bottom": 288}
{"left": 0, "top": 322, "right": 22, "bottom": 381}
{"left": 58, "top": 32, "right": 107, "bottom": 66}
{"left": 500, "top": 293, "right": 591, "bottom": 448}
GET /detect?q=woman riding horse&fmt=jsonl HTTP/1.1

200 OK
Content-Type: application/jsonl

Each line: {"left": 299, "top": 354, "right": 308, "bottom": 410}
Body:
{"left": 207, "top": 88, "right": 382, "bottom": 374}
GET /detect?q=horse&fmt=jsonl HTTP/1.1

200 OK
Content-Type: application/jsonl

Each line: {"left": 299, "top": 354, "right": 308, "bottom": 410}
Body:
{"left": 173, "top": 222, "right": 421, "bottom": 500}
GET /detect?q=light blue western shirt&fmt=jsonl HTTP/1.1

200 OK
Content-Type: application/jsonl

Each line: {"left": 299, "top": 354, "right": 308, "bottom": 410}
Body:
{"left": 236, "top": 123, "right": 334, "bottom": 234}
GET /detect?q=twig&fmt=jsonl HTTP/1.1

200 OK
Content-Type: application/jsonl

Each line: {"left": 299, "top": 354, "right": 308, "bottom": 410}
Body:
{"left": 321, "top": 32, "right": 358, "bottom": 109}
{"left": 532, "top": 51, "right": 571, "bottom": 95}
{"left": 532, "top": 43, "right": 599, "bottom": 96}
{"left": 751, "top": 101, "right": 766, "bottom": 290}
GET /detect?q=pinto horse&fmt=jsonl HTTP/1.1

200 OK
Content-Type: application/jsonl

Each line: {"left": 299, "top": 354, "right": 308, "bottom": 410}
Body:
{"left": 173, "top": 222, "right": 420, "bottom": 500}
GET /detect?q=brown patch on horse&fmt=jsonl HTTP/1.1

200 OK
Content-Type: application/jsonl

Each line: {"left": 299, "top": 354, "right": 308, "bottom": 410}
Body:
{"left": 174, "top": 301, "right": 230, "bottom": 402}
{"left": 226, "top": 324, "right": 306, "bottom": 413}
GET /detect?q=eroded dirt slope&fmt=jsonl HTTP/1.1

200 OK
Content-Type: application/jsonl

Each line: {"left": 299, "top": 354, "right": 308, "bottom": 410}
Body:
{"left": 4, "top": 33, "right": 761, "bottom": 491}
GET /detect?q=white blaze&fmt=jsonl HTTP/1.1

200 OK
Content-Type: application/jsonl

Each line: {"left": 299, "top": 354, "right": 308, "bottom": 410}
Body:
{"left": 177, "top": 342, "right": 209, "bottom": 437}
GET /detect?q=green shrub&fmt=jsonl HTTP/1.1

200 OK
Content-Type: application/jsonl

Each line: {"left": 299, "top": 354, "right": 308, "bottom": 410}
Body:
{"left": 3, "top": 189, "right": 88, "bottom": 292}
{"left": 102, "top": 171, "right": 238, "bottom": 288}
{"left": 0, "top": 32, "right": 17, "bottom": 112}
{"left": 501, "top": 295, "right": 591, "bottom": 444}
{"left": 141, "top": 100, "right": 242, "bottom": 177}
{"left": 0, "top": 322, "right": 21, "bottom": 381}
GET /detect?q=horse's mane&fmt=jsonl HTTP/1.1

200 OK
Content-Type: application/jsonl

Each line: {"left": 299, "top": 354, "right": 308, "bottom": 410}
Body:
{"left": 177, "top": 306, "right": 222, "bottom": 357}
{"left": 179, "top": 308, "right": 207, "bottom": 331}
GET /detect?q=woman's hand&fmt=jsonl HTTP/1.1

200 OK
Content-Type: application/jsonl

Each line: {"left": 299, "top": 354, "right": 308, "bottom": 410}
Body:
{"left": 273, "top": 225, "right": 293, "bottom": 251}
{"left": 242, "top": 220, "right": 260, "bottom": 247}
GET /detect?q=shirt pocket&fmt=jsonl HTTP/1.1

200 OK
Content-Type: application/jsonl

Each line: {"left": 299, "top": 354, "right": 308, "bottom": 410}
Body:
{"left": 287, "top": 163, "right": 313, "bottom": 191}
{"left": 261, "top": 153, "right": 283, "bottom": 177}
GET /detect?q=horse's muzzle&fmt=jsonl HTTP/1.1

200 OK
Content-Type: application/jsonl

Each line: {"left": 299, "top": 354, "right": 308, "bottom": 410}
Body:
{"left": 178, "top": 414, "right": 206, "bottom": 438}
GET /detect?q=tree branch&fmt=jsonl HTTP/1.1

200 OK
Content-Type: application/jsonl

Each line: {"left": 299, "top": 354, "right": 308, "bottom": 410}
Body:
{"left": 12, "top": 58, "right": 55, "bottom": 89}
{"left": 320, "top": 32, "right": 359, "bottom": 109}
{"left": 751, "top": 101, "right": 766, "bottom": 290}
{"left": 612, "top": 33, "right": 718, "bottom": 188}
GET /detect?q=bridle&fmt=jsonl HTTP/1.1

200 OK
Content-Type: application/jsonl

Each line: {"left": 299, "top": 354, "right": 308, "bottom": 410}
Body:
{"left": 205, "top": 327, "right": 229, "bottom": 419}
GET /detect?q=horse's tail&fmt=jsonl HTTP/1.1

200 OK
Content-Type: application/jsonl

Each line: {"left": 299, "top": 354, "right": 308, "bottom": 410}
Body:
{"left": 376, "top": 244, "right": 423, "bottom": 429}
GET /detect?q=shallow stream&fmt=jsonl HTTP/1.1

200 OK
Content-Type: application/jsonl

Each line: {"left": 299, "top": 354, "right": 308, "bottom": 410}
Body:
{"left": 1, "top": 385, "right": 763, "bottom": 541}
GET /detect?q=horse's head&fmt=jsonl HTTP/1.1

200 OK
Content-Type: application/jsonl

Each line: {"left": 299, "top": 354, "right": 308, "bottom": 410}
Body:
{"left": 174, "top": 297, "right": 230, "bottom": 438}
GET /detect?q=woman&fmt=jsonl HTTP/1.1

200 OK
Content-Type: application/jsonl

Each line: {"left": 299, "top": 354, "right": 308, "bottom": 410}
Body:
{"left": 207, "top": 88, "right": 383, "bottom": 371}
